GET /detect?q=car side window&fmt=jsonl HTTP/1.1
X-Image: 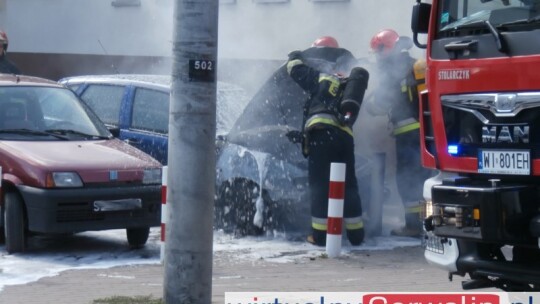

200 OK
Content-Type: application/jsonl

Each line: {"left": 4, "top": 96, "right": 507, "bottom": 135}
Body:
{"left": 80, "top": 84, "right": 124, "bottom": 126}
{"left": 132, "top": 88, "right": 169, "bottom": 134}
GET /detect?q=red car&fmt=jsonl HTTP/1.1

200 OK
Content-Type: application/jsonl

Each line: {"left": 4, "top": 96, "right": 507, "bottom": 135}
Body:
{"left": 0, "top": 74, "right": 162, "bottom": 253}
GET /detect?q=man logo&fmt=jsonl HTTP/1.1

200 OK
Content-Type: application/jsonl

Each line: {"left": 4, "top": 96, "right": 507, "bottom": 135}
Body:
{"left": 482, "top": 125, "right": 529, "bottom": 143}
{"left": 494, "top": 94, "right": 517, "bottom": 113}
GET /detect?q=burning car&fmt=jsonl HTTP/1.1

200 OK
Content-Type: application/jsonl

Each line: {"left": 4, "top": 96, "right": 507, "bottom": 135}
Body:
{"left": 214, "top": 47, "right": 376, "bottom": 237}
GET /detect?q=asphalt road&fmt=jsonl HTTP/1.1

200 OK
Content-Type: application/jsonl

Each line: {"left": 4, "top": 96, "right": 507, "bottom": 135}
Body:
{"left": 0, "top": 245, "right": 498, "bottom": 304}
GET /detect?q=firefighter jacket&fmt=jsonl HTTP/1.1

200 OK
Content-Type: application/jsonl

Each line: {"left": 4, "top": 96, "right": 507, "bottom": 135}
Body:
{"left": 375, "top": 52, "right": 424, "bottom": 136}
{"left": 286, "top": 57, "right": 353, "bottom": 137}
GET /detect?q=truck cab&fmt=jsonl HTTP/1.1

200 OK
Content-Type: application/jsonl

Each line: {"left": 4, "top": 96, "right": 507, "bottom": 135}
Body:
{"left": 412, "top": 0, "right": 540, "bottom": 291}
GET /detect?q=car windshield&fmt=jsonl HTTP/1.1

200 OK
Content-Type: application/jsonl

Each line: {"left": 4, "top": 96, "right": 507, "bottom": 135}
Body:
{"left": 0, "top": 86, "right": 111, "bottom": 140}
{"left": 439, "top": 0, "right": 540, "bottom": 32}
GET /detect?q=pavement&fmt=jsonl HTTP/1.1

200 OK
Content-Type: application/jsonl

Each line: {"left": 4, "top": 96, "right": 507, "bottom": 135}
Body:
{"left": 0, "top": 245, "right": 496, "bottom": 304}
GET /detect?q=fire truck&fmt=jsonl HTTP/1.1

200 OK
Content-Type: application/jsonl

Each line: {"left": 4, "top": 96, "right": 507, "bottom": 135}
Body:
{"left": 411, "top": 0, "right": 540, "bottom": 291}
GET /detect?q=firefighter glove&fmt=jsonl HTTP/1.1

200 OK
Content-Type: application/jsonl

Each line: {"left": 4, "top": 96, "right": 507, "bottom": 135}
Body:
{"left": 286, "top": 130, "right": 304, "bottom": 144}
{"left": 288, "top": 50, "right": 303, "bottom": 61}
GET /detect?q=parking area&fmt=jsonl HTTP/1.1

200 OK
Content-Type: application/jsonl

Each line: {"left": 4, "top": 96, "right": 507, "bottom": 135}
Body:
{"left": 0, "top": 244, "right": 489, "bottom": 304}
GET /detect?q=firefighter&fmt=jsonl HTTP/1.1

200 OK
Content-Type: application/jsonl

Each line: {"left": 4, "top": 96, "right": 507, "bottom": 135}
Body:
{"left": 369, "top": 29, "right": 434, "bottom": 237}
{"left": 286, "top": 47, "right": 369, "bottom": 246}
{"left": 0, "top": 30, "right": 20, "bottom": 74}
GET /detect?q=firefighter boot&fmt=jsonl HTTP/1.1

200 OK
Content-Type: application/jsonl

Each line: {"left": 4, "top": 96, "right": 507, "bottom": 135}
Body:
{"left": 307, "top": 229, "right": 326, "bottom": 246}
{"left": 347, "top": 227, "right": 364, "bottom": 246}
{"left": 390, "top": 212, "right": 423, "bottom": 237}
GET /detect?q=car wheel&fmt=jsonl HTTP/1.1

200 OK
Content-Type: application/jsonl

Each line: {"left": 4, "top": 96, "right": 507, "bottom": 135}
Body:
{"left": 215, "top": 179, "right": 264, "bottom": 236}
{"left": 126, "top": 227, "right": 150, "bottom": 249}
{"left": 266, "top": 197, "right": 308, "bottom": 234}
{"left": 4, "top": 191, "right": 26, "bottom": 254}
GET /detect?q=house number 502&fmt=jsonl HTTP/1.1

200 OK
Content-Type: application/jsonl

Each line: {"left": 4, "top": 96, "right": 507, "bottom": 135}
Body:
{"left": 189, "top": 59, "right": 215, "bottom": 82}
{"left": 194, "top": 60, "right": 213, "bottom": 70}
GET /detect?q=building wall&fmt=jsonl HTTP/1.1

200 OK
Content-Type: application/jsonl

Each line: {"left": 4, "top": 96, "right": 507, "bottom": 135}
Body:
{"left": 0, "top": 0, "right": 424, "bottom": 92}
{"left": 0, "top": 0, "right": 422, "bottom": 59}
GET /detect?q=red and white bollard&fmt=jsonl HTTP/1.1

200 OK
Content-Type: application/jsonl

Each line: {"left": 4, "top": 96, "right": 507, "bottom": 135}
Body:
{"left": 326, "top": 162, "right": 346, "bottom": 258}
{"left": 160, "top": 166, "right": 168, "bottom": 263}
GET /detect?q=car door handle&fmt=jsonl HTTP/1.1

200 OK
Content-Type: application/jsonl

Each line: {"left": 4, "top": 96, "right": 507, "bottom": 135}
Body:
{"left": 124, "top": 138, "right": 141, "bottom": 145}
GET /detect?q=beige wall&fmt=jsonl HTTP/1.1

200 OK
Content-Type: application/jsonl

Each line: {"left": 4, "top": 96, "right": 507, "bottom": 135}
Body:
{"left": 0, "top": 0, "right": 423, "bottom": 60}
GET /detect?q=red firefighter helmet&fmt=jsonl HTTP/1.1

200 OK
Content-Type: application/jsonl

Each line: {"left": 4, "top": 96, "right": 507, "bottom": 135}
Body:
{"left": 370, "top": 29, "right": 400, "bottom": 57}
{"left": 0, "top": 30, "right": 8, "bottom": 51}
{"left": 312, "top": 36, "right": 339, "bottom": 48}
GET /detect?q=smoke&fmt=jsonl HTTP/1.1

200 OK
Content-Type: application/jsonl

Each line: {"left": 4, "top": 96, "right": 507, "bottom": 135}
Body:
{"left": 216, "top": 1, "right": 427, "bottom": 234}
{"left": 218, "top": 0, "right": 423, "bottom": 60}
{"left": 218, "top": 3, "right": 426, "bottom": 232}
{"left": 217, "top": 0, "right": 426, "bottom": 202}
{"left": 217, "top": 0, "right": 425, "bottom": 96}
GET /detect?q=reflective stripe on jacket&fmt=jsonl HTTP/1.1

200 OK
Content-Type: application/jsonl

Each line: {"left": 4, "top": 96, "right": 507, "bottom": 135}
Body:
{"left": 305, "top": 113, "right": 353, "bottom": 136}
{"left": 287, "top": 59, "right": 303, "bottom": 75}
{"left": 393, "top": 117, "right": 419, "bottom": 136}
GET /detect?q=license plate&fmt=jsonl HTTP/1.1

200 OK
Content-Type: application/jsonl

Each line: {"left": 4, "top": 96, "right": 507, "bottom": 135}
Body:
{"left": 93, "top": 198, "right": 142, "bottom": 212}
{"left": 478, "top": 149, "right": 530, "bottom": 175}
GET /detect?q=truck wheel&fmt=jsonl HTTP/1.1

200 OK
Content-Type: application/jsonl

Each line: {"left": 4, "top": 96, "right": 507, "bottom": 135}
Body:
{"left": 215, "top": 179, "right": 263, "bottom": 236}
{"left": 126, "top": 227, "right": 150, "bottom": 249}
{"left": 4, "top": 192, "right": 26, "bottom": 254}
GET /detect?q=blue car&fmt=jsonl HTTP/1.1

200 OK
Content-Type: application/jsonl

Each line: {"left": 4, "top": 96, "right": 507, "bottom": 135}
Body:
{"left": 59, "top": 74, "right": 249, "bottom": 165}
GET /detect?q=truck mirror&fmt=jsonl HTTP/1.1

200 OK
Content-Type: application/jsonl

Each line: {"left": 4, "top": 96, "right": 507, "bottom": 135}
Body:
{"left": 411, "top": 2, "right": 431, "bottom": 49}
{"left": 411, "top": 2, "right": 431, "bottom": 34}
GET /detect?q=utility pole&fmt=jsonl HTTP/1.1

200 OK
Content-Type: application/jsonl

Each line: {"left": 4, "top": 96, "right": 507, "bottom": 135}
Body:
{"left": 164, "top": 0, "right": 218, "bottom": 303}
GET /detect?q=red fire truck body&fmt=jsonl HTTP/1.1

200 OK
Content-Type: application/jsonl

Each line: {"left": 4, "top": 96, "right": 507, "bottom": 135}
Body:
{"left": 412, "top": 0, "right": 540, "bottom": 291}
{"left": 422, "top": 56, "right": 540, "bottom": 173}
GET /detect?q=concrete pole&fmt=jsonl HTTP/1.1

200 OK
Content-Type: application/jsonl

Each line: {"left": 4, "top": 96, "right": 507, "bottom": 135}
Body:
{"left": 164, "top": 0, "right": 218, "bottom": 303}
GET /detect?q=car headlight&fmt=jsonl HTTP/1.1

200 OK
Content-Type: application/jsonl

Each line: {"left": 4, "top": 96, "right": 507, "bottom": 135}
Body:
{"left": 47, "top": 172, "right": 83, "bottom": 188}
{"left": 143, "top": 168, "right": 162, "bottom": 184}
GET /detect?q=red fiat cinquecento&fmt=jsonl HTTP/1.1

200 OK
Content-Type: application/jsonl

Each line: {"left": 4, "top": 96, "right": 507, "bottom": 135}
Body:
{"left": 0, "top": 74, "right": 162, "bottom": 254}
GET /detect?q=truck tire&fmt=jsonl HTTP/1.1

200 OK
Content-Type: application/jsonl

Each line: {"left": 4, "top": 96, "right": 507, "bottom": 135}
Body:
{"left": 126, "top": 227, "right": 150, "bottom": 249}
{"left": 4, "top": 191, "right": 26, "bottom": 254}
